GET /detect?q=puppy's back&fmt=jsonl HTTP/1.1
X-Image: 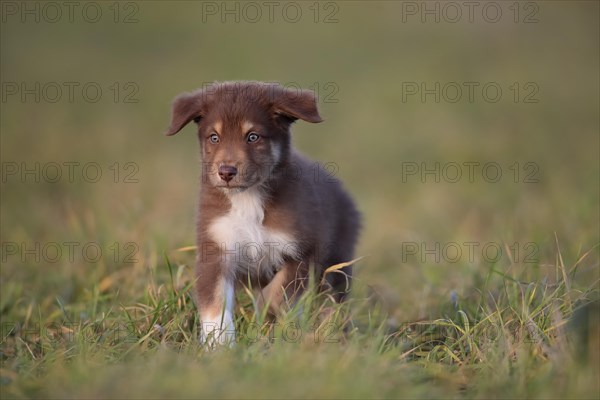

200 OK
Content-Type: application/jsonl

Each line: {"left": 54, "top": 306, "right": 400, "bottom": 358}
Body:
{"left": 276, "top": 150, "right": 361, "bottom": 297}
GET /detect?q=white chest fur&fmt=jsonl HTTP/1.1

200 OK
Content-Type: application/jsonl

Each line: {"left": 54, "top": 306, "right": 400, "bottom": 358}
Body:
{"left": 208, "top": 188, "right": 299, "bottom": 279}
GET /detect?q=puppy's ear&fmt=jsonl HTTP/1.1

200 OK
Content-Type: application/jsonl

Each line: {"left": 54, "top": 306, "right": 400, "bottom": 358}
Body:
{"left": 272, "top": 87, "right": 323, "bottom": 124}
{"left": 165, "top": 90, "right": 209, "bottom": 136}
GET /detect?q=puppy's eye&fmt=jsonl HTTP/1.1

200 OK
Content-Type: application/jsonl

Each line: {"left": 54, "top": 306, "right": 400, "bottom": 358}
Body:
{"left": 208, "top": 133, "right": 220, "bottom": 144}
{"left": 247, "top": 132, "right": 260, "bottom": 143}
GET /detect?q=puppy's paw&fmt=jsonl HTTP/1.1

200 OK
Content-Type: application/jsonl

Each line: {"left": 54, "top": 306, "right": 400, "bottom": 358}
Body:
{"left": 199, "top": 314, "right": 236, "bottom": 348}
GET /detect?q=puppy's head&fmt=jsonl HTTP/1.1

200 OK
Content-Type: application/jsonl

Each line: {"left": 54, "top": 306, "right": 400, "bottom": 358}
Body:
{"left": 166, "top": 81, "right": 322, "bottom": 191}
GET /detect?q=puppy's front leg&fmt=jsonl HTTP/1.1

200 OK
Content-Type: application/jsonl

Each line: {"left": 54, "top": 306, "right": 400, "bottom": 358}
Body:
{"left": 258, "top": 259, "right": 309, "bottom": 317}
{"left": 197, "top": 258, "right": 236, "bottom": 347}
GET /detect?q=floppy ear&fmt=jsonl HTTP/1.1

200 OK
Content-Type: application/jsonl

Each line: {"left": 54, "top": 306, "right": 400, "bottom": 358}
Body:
{"left": 165, "top": 90, "right": 209, "bottom": 136}
{"left": 272, "top": 87, "right": 323, "bottom": 124}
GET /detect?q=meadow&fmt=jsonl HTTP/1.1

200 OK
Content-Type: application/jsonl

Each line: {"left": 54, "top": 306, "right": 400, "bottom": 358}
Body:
{"left": 1, "top": 1, "right": 598, "bottom": 398}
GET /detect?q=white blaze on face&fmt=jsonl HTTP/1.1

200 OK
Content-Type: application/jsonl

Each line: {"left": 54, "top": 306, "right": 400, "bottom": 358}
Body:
{"left": 199, "top": 278, "right": 236, "bottom": 347}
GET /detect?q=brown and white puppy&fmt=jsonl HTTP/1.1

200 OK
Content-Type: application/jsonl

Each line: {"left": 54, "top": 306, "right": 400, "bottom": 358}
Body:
{"left": 166, "top": 81, "right": 360, "bottom": 346}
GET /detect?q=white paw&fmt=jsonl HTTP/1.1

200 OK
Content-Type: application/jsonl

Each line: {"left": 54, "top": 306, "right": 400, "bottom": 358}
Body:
{"left": 199, "top": 311, "right": 236, "bottom": 348}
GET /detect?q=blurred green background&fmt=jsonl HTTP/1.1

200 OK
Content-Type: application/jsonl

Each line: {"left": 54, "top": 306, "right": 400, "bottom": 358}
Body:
{"left": 2, "top": 0, "right": 598, "bottom": 298}
{"left": 0, "top": 1, "right": 598, "bottom": 398}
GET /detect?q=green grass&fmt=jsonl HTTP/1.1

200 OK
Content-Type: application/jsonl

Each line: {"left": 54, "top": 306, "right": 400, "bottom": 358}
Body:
{"left": 1, "top": 1, "right": 599, "bottom": 399}
{"left": 1, "top": 242, "right": 598, "bottom": 398}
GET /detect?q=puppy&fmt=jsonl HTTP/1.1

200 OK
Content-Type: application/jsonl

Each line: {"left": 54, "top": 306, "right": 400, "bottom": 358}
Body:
{"left": 166, "top": 81, "right": 360, "bottom": 346}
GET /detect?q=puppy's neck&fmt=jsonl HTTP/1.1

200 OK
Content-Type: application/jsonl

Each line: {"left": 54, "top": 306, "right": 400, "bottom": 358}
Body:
{"left": 263, "top": 148, "right": 294, "bottom": 194}
{"left": 222, "top": 186, "right": 266, "bottom": 223}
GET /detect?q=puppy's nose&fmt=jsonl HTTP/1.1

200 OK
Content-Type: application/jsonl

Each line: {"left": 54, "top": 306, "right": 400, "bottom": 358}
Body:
{"left": 218, "top": 165, "right": 237, "bottom": 182}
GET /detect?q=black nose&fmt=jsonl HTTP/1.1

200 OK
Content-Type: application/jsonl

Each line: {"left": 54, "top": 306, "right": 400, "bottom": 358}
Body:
{"left": 218, "top": 165, "right": 237, "bottom": 182}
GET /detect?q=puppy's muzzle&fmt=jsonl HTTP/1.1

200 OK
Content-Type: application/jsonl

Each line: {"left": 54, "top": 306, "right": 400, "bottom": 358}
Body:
{"left": 218, "top": 165, "right": 238, "bottom": 182}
